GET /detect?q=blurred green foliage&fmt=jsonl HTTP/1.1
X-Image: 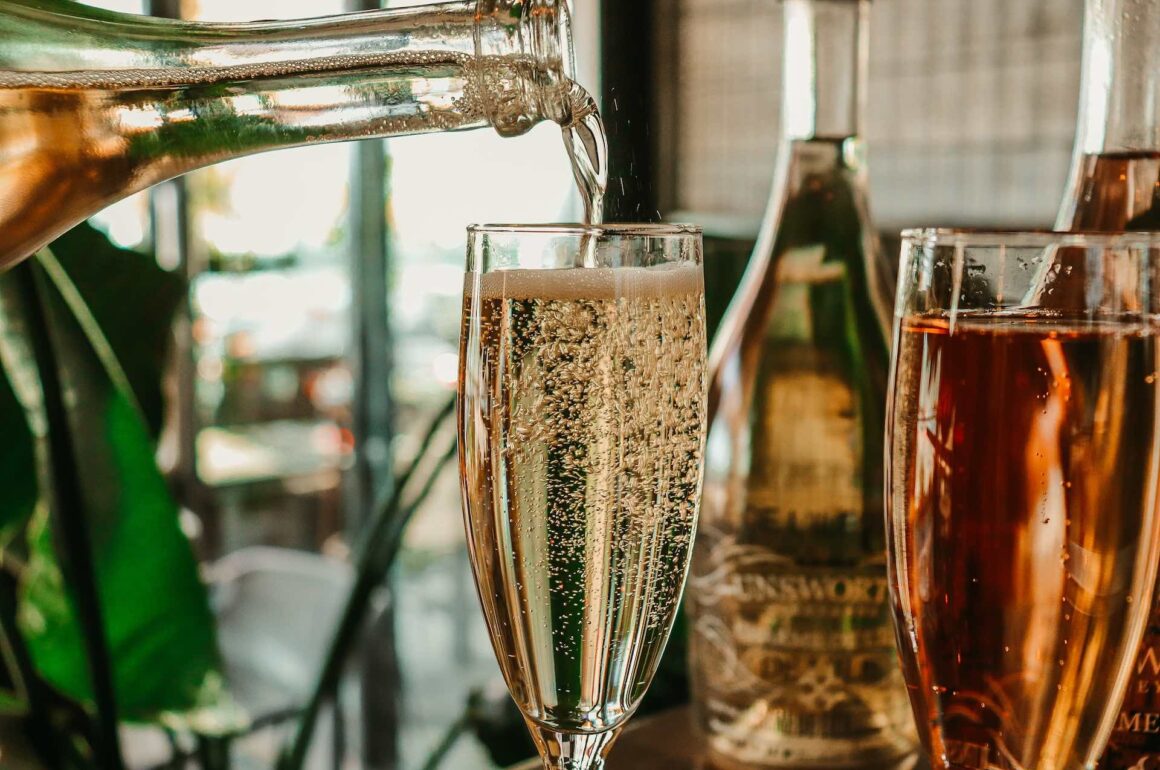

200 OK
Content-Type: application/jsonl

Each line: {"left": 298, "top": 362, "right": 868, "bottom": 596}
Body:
{"left": 0, "top": 224, "right": 223, "bottom": 764}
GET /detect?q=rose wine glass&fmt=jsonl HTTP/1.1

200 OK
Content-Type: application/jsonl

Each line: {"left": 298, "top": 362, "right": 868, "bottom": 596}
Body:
{"left": 457, "top": 224, "right": 707, "bottom": 770}
{"left": 886, "top": 229, "right": 1160, "bottom": 770}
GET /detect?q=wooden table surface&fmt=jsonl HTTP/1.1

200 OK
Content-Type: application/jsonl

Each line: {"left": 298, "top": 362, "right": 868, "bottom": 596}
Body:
{"left": 508, "top": 708, "right": 929, "bottom": 770}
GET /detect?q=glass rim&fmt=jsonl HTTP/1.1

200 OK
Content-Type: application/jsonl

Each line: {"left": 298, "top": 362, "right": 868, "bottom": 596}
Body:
{"left": 901, "top": 228, "right": 1160, "bottom": 248}
{"left": 468, "top": 223, "right": 703, "bottom": 237}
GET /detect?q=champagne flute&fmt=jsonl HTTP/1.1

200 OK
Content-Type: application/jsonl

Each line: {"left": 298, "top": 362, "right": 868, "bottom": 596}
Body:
{"left": 886, "top": 229, "right": 1160, "bottom": 770}
{"left": 457, "top": 224, "right": 708, "bottom": 770}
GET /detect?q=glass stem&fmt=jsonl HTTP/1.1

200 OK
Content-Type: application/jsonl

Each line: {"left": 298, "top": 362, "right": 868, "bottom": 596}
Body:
{"left": 526, "top": 720, "right": 621, "bottom": 770}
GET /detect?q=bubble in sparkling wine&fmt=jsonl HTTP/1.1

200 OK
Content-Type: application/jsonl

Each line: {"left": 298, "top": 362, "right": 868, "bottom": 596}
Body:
{"left": 460, "top": 264, "right": 707, "bottom": 733}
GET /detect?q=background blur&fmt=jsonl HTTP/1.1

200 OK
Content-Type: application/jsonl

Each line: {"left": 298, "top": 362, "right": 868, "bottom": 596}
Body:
{"left": 669, "top": 0, "right": 1076, "bottom": 229}
{"left": 73, "top": 0, "right": 1081, "bottom": 767}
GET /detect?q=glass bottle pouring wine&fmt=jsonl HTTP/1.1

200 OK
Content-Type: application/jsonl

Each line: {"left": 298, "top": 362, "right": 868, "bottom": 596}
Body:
{"left": 686, "top": 0, "right": 913, "bottom": 768}
{"left": 0, "top": 0, "right": 608, "bottom": 270}
{"left": 1055, "top": 2, "right": 1160, "bottom": 768}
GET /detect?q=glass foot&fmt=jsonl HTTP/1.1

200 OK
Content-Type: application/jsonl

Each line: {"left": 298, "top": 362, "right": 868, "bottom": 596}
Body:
{"left": 526, "top": 718, "right": 622, "bottom": 770}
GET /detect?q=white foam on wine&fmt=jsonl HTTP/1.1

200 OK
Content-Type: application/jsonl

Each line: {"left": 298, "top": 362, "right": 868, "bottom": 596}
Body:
{"left": 468, "top": 263, "right": 703, "bottom": 302}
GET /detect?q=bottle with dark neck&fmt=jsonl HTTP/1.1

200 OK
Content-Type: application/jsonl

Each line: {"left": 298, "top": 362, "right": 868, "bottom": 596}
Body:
{"left": 1060, "top": 4, "right": 1160, "bottom": 768}
{"left": 1058, "top": 0, "right": 1160, "bottom": 231}
{"left": 685, "top": 1, "right": 913, "bottom": 767}
{"left": 0, "top": 0, "right": 606, "bottom": 270}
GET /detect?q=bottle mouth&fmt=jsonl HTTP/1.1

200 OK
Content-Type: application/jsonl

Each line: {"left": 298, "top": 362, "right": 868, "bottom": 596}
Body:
{"left": 473, "top": 0, "right": 577, "bottom": 135}
{"left": 526, "top": 0, "right": 577, "bottom": 85}
{"left": 518, "top": 0, "right": 578, "bottom": 126}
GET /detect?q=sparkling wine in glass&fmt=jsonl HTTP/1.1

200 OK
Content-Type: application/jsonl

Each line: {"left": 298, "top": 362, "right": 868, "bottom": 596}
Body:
{"left": 886, "top": 230, "right": 1160, "bottom": 770}
{"left": 458, "top": 224, "right": 708, "bottom": 770}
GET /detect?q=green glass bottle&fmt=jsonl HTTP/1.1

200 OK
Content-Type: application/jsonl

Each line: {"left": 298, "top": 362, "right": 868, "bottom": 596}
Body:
{"left": 687, "top": 1, "right": 914, "bottom": 767}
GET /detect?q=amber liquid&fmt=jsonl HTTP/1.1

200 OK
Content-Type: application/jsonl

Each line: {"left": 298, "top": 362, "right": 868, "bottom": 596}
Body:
{"left": 1059, "top": 152, "right": 1160, "bottom": 232}
{"left": 888, "top": 313, "right": 1160, "bottom": 770}
{"left": 1057, "top": 151, "right": 1160, "bottom": 770}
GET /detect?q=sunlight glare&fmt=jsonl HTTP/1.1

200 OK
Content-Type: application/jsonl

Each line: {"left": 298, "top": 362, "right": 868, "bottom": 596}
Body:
{"left": 199, "top": 145, "right": 351, "bottom": 258}
{"left": 388, "top": 123, "right": 578, "bottom": 252}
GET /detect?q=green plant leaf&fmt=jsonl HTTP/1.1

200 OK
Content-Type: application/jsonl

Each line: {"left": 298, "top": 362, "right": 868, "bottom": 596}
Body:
{"left": 0, "top": 257, "right": 220, "bottom": 721}
{"left": 0, "top": 220, "right": 182, "bottom": 563}
{"left": 0, "top": 690, "right": 25, "bottom": 714}
{"left": 45, "top": 222, "right": 185, "bottom": 438}
{"left": 0, "top": 616, "right": 30, "bottom": 717}
{"left": 0, "top": 371, "right": 35, "bottom": 544}
{"left": 0, "top": 557, "right": 102, "bottom": 767}
{"left": 0, "top": 264, "right": 126, "bottom": 768}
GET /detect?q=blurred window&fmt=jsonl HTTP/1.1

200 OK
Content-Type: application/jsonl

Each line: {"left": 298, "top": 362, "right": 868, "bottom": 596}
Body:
{"left": 669, "top": 0, "right": 1081, "bottom": 229}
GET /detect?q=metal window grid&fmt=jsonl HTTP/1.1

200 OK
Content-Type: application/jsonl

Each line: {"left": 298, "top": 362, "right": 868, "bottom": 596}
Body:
{"left": 670, "top": 0, "right": 1083, "bottom": 229}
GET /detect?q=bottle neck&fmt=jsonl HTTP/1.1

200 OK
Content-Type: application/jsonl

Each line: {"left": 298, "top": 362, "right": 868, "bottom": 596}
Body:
{"left": 781, "top": 0, "right": 868, "bottom": 141}
{"left": 0, "top": 0, "right": 575, "bottom": 132}
{"left": 0, "top": 1, "right": 478, "bottom": 78}
{"left": 0, "top": 0, "right": 582, "bottom": 268}
{"left": 1074, "top": 0, "right": 1160, "bottom": 154}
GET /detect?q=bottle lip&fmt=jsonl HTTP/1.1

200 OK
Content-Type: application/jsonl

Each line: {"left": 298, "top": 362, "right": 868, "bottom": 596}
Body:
{"left": 469, "top": 223, "right": 703, "bottom": 237}
{"left": 472, "top": 0, "right": 577, "bottom": 134}
{"left": 528, "top": 0, "right": 577, "bottom": 84}
{"left": 902, "top": 228, "right": 1160, "bottom": 248}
